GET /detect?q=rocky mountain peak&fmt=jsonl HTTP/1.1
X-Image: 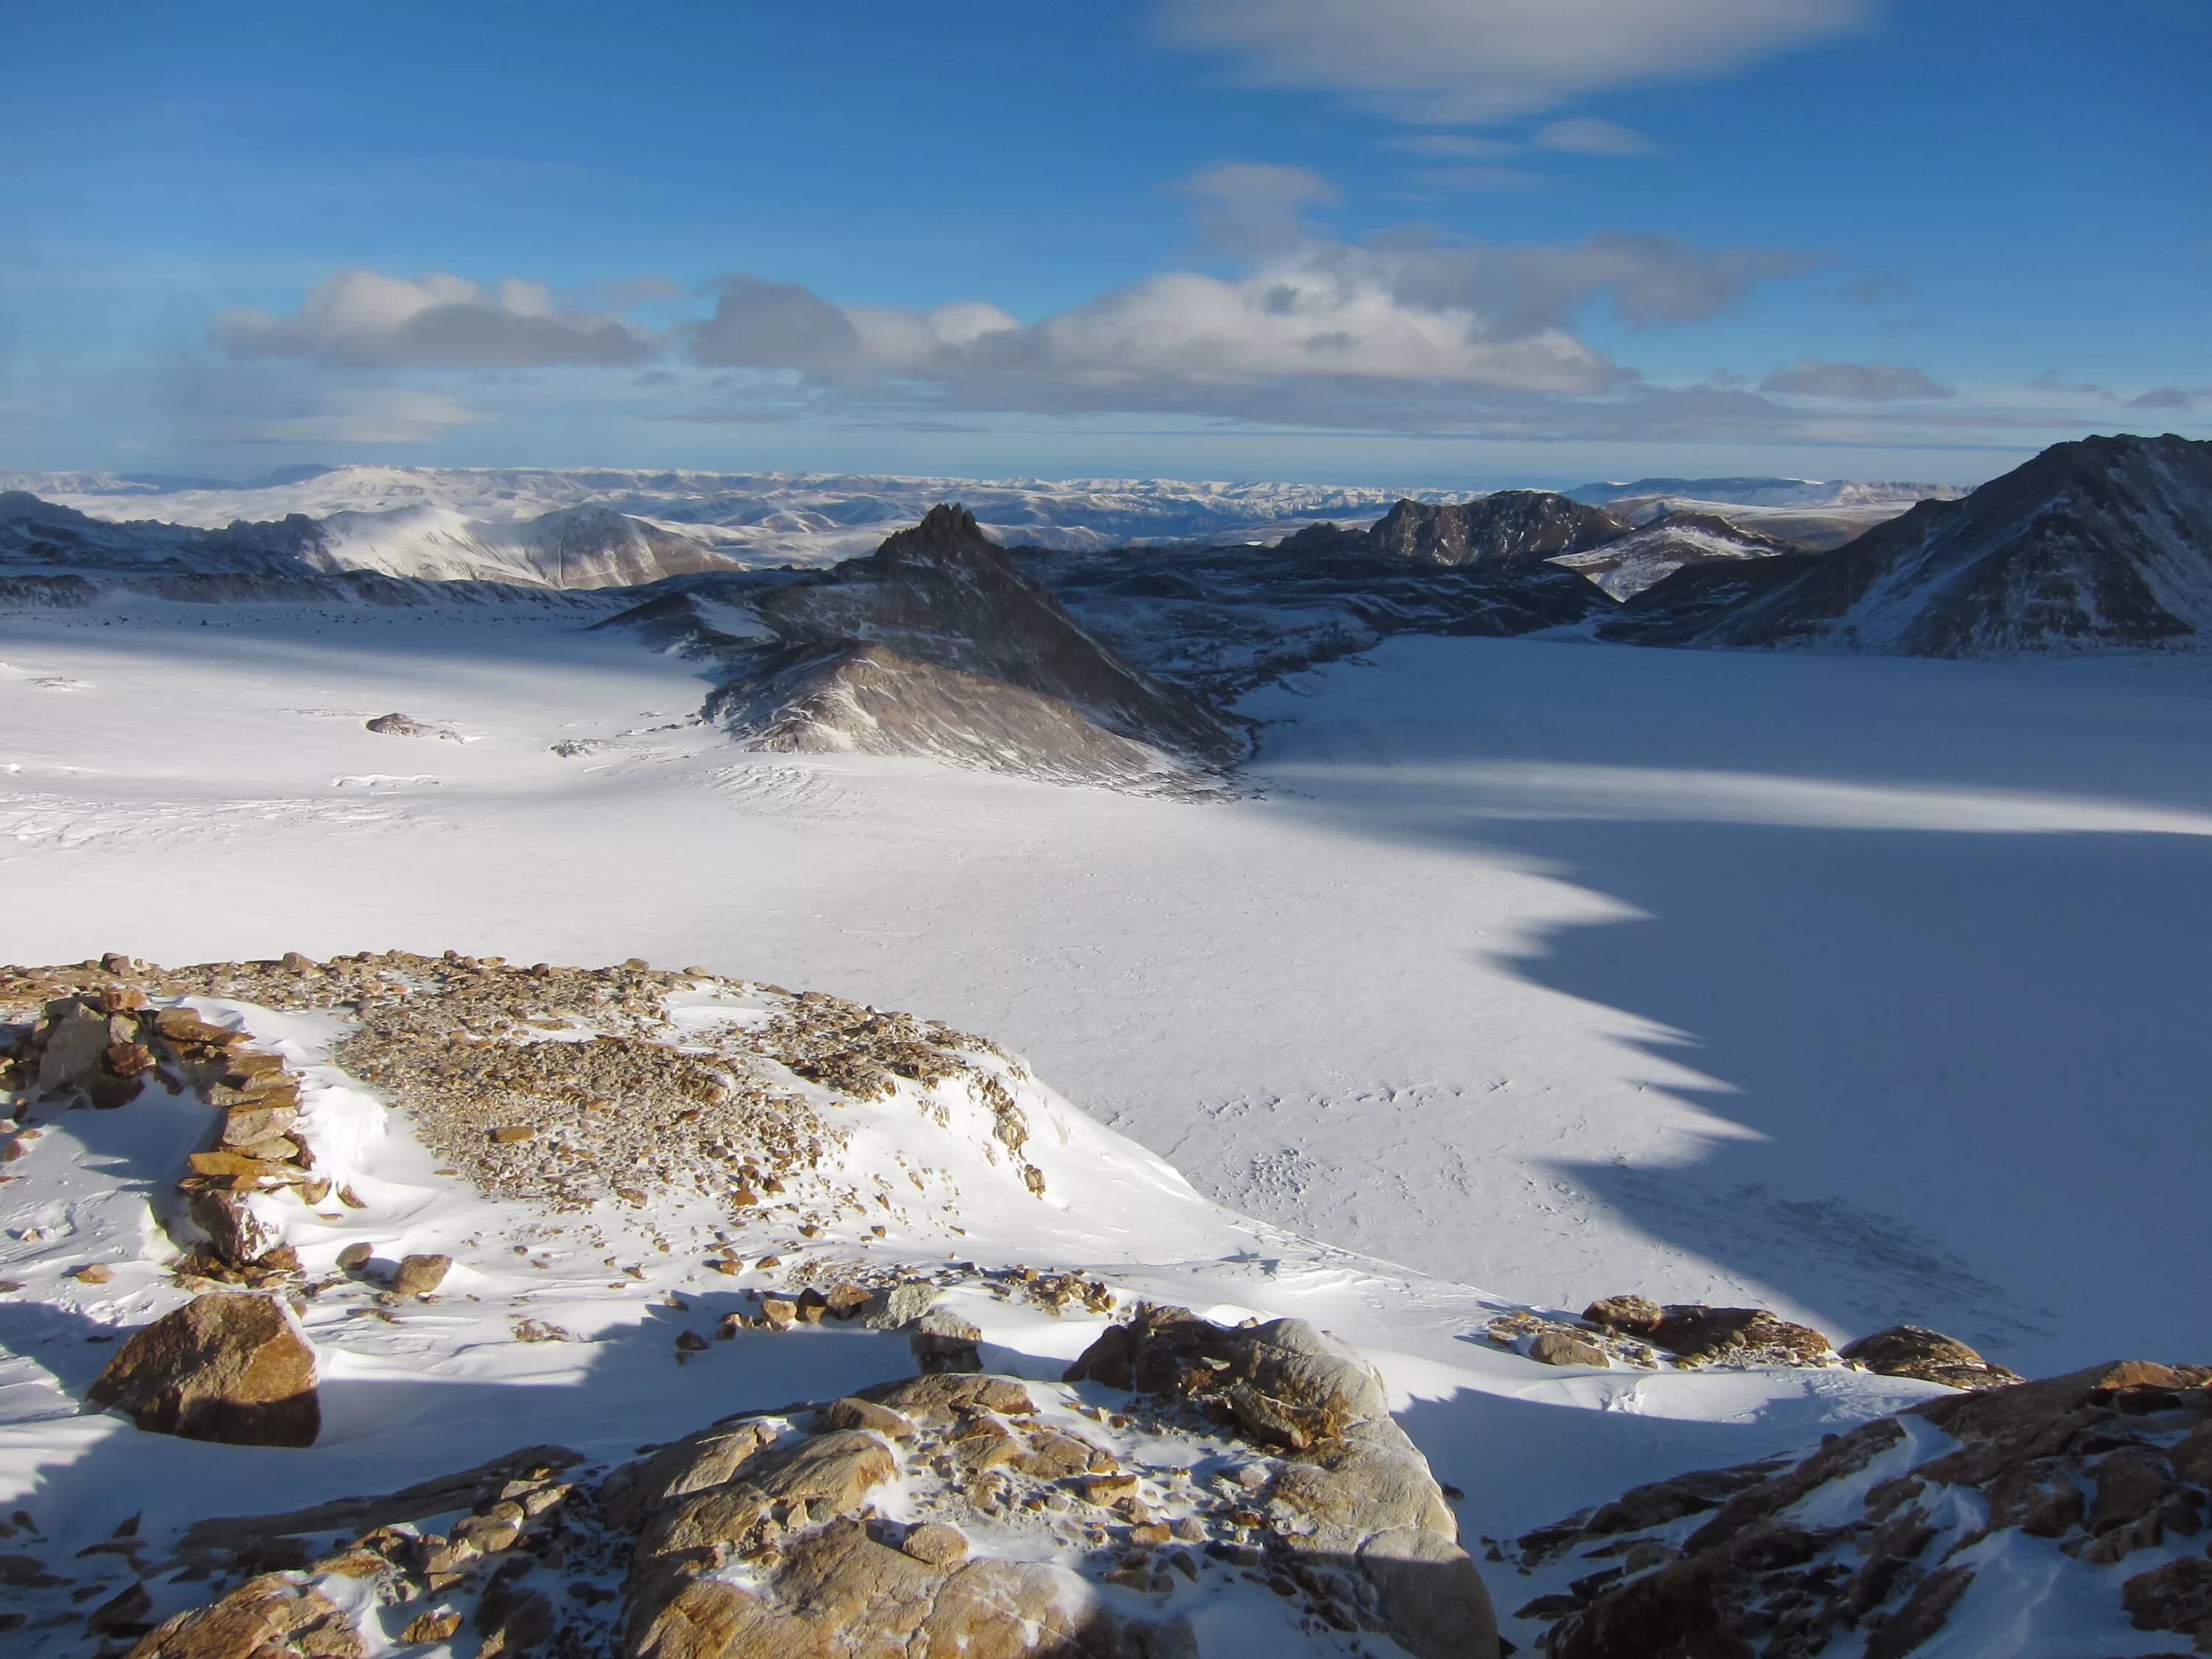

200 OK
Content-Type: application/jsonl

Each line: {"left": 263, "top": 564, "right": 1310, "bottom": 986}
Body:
{"left": 876, "top": 501, "right": 993, "bottom": 566}
{"left": 1369, "top": 491, "right": 1630, "bottom": 568}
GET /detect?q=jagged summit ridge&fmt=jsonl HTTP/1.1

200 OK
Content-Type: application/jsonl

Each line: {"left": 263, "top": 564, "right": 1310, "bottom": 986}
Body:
{"left": 1368, "top": 490, "right": 1632, "bottom": 568}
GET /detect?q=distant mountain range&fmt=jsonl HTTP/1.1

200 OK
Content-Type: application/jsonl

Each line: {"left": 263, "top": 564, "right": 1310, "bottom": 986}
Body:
{"left": 1569, "top": 476, "right": 1966, "bottom": 509}
{"left": 0, "top": 463, "right": 1961, "bottom": 576}
{"left": 4, "top": 437, "right": 2206, "bottom": 785}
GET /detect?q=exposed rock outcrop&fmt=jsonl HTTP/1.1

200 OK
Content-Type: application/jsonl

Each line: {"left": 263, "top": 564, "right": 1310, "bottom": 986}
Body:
{"left": 1485, "top": 1298, "right": 1840, "bottom": 1374}
{"left": 1837, "top": 1325, "right": 2022, "bottom": 1391}
{"left": 1067, "top": 1305, "right": 1499, "bottom": 1659}
{"left": 1513, "top": 1359, "right": 2212, "bottom": 1658}
{"left": 86, "top": 1292, "right": 320, "bottom": 1447}
{"left": 1368, "top": 493, "right": 1630, "bottom": 568}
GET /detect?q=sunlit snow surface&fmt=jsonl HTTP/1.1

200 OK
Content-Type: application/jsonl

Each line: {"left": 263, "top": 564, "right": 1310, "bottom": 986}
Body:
{"left": 1, "top": 600, "right": 2208, "bottom": 1655}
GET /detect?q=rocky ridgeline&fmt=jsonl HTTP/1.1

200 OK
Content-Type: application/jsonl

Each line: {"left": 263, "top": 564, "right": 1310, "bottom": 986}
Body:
{"left": 1509, "top": 1360, "right": 2212, "bottom": 1657}
{"left": 1486, "top": 1294, "right": 2022, "bottom": 1391}
{"left": 1, "top": 947, "right": 1048, "bottom": 1229}
{"left": 75, "top": 1309, "right": 1498, "bottom": 1659}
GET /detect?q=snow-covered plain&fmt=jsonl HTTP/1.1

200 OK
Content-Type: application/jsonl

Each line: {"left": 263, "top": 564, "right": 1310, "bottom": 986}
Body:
{"left": 5, "top": 595, "right": 2209, "bottom": 1654}
{"left": 4, "top": 602, "right": 2206, "bottom": 1376}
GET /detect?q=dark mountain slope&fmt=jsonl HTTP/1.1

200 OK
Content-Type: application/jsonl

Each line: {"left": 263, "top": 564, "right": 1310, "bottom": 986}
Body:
{"left": 1601, "top": 434, "right": 2212, "bottom": 655}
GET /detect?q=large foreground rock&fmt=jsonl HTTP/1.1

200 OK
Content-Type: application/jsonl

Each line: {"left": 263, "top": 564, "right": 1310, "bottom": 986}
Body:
{"left": 1068, "top": 1305, "right": 1498, "bottom": 1659}
{"left": 86, "top": 1292, "right": 319, "bottom": 1447}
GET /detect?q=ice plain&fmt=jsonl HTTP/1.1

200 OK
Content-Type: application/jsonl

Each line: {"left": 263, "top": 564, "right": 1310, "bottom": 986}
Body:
{"left": 4, "top": 602, "right": 2206, "bottom": 1375}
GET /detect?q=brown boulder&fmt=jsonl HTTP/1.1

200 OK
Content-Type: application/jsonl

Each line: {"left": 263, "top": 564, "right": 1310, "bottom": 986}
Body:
{"left": 87, "top": 1293, "right": 319, "bottom": 1447}
{"left": 1580, "top": 1295, "right": 1663, "bottom": 1337}
{"left": 389, "top": 1254, "right": 452, "bottom": 1298}
{"left": 1529, "top": 1330, "right": 1610, "bottom": 1368}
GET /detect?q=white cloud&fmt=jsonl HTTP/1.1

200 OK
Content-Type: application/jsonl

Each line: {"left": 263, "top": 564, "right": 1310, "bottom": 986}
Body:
{"left": 681, "top": 213, "right": 1819, "bottom": 434}
{"left": 212, "top": 270, "right": 658, "bottom": 368}
{"left": 1761, "top": 359, "right": 1952, "bottom": 400}
{"left": 1154, "top": 0, "right": 1873, "bottom": 123}
{"left": 232, "top": 389, "right": 484, "bottom": 445}
{"left": 1536, "top": 118, "right": 1656, "bottom": 156}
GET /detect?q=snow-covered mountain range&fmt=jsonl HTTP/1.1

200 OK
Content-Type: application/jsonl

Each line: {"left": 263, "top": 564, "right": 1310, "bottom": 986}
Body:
{"left": 0, "top": 463, "right": 1957, "bottom": 576}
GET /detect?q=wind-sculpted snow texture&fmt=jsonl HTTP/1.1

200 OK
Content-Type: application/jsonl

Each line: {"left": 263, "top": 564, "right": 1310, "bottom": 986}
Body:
{"left": 1607, "top": 434, "right": 2212, "bottom": 655}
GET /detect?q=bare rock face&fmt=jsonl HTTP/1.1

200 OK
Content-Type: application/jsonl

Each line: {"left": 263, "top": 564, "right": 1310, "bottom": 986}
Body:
{"left": 1368, "top": 492, "right": 1629, "bottom": 568}
{"left": 86, "top": 1292, "right": 319, "bottom": 1447}
{"left": 1517, "top": 1360, "right": 2212, "bottom": 1658}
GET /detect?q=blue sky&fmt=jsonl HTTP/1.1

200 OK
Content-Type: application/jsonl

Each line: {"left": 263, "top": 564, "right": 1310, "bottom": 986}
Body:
{"left": 2, "top": 1, "right": 2205, "bottom": 487}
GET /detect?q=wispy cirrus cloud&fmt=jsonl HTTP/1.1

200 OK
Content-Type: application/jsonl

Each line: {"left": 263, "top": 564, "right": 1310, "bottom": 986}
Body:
{"left": 212, "top": 270, "right": 658, "bottom": 369}
{"left": 231, "top": 388, "right": 484, "bottom": 444}
{"left": 1153, "top": 0, "right": 1875, "bottom": 124}
{"left": 1534, "top": 118, "right": 1657, "bottom": 156}
{"left": 1761, "top": 359, "right": 1952, "bottom": 400}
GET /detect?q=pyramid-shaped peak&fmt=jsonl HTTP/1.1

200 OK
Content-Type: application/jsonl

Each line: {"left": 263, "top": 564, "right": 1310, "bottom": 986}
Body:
{"left": 877, "top": 502, "right": 995, "bottom": 561}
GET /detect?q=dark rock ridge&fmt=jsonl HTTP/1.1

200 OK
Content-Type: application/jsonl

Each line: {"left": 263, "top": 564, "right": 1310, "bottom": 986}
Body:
{"left": 1018, "top": 537, "right": 1606, "bottom": 705}
{"left": 1510, "top": 1359, "right": 2212, "bottom": 1658}
{"left": 1604, "top": 434, "right": 2212, "bottom": 655}
{"left": 1367, "top": 491, "right": 1630, "bottom": 568}
{"left": 624, "top": 504, "right": 1246, "bottom": 786}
